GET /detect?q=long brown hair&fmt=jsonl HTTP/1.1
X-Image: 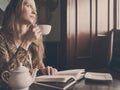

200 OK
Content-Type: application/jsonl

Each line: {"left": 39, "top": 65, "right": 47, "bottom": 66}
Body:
{"left": 2, "top": 0, "right": 45, "bottom": 69}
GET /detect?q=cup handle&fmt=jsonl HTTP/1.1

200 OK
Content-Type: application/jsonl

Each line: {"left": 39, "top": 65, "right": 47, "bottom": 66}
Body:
{"left": 1, "top": 71, "right": 10, "bottom": 83}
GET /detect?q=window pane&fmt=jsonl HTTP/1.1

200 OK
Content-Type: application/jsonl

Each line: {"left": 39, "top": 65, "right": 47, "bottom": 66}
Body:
{"left": 117, "top": 0, "right": 120, "bottom": 29}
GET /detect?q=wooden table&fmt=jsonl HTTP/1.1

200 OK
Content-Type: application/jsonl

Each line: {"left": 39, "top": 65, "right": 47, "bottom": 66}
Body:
{"left": 29, "top": 78, "right": 120, "bottom": 90}
{"left": 1, "top": 68, "right": 120, "bottom": 90}
{"left": 30, "top": 68, "right": 120, "bottom": 90}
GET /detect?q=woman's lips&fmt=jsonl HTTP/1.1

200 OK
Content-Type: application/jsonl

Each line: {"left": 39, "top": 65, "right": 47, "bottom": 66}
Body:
{"left": 30, "top": 15, "right": 36, "bottom": 19}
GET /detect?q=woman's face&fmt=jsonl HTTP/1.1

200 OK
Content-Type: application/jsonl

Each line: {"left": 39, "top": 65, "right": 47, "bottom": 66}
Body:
{"left": 19, "top": 0, "right": 37, "bottom": 24}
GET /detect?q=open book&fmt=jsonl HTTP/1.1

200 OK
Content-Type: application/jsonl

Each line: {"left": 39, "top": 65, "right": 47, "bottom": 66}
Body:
{"left": 34, "top": 69, "right": 85, "bottom": 90}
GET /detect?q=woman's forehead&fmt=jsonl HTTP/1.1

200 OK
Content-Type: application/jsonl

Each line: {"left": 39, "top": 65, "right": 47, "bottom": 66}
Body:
{"left": 23, "top": 0, "right": 35, "bottom": 3}
{"left": 22, "top": 0, "right": 36, "bottom": 7}
{"left": 23, "top": 0, "right": 35, "bottom": 4}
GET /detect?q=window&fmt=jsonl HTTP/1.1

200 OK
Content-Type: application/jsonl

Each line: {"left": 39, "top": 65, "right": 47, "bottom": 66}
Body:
{"left": 117, "top": 0, "right": 120, "bottom": 29}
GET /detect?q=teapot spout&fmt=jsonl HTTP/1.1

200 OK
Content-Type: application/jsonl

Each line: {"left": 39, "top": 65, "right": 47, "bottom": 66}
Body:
{"left": 32, "top": 68, "right": 38, "bottom": 81}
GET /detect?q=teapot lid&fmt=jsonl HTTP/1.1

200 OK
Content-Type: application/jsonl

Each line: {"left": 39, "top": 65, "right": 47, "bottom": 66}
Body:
{"left": 12, "top": 63, "right": 29, "bottom": 72}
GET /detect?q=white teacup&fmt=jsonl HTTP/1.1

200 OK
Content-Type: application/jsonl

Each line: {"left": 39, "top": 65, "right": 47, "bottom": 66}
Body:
{"left": 38, "top": 25, "right": 52, "bottom": 35}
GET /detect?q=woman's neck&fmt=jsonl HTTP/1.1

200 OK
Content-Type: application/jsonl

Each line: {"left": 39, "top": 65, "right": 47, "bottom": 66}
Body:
{"left": 14, "top": 24, "right": 29, "bottom": 47}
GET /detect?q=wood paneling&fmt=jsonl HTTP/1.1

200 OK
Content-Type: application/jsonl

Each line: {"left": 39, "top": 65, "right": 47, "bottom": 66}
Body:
{"left": 66, "top": 0, "right": 114, "bottom": 69}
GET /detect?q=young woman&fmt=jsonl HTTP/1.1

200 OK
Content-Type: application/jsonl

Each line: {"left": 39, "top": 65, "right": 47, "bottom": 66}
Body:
{"left": 0, "top": 0, "right": 58, "bottom": 83}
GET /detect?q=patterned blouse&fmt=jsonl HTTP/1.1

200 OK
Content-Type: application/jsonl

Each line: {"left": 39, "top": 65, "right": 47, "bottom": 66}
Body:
{"left": 0, "top": 31, "right": 45, "bottom": 76}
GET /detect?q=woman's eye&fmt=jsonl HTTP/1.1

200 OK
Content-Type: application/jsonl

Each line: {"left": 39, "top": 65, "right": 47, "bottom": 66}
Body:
{"left": 27, "top": 4, "right": 32, "bottom": 7}
{"left": 26, "top": 4, "right": 32, "bottom": 8}
{"left": 24, "top": 3, "right": 36, "bottom": 11}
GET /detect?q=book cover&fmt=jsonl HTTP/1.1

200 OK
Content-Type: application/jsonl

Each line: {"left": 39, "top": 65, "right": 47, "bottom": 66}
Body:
{"left": 85, "top": 72, "right": 113, "bottom": 81}
{"left": 34, "top": 78, "right": 76, "bottom": 90}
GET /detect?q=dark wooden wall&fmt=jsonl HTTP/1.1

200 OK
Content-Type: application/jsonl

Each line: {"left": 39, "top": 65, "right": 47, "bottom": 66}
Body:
{"left": 44, "top": 0, "right": 116, "bottom": 70}
{"left": 65, "top": 0, "right": 114, "bottom": 69}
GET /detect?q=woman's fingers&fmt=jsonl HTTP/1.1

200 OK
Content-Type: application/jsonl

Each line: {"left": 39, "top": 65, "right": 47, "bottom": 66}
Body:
{"left": 51, "top": 67, "right": 55, "bottom": 75}
{"left": 46, "top": 66, "right": 58, "bottom": 75}
{"left": 40, "top": 66, "right": 58, "bottom": 75}
{"left": 54, "top": 68, "right": 58, "bottom": 75}
{"left": 30, "top": 25, "right": 42, "bottom": 40}
{"left": 33, "top": 26, "right": 42, "bottom": 36}
{"left": 46, "top": 66, "right": 51, "bottom": 75}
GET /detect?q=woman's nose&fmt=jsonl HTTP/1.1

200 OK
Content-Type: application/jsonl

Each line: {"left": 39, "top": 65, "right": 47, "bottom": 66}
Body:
{"left": 32, "top": 9, "right": 37, "bottom": 15}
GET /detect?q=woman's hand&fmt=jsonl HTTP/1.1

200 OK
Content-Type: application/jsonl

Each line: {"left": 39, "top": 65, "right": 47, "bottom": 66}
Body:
{"left": 26, "top": 24, "right": 42, "bottom": 42}
{"left": 41, "top": 66, "right": 58, "bottom": 75}
{"left": 21, "top": 24, "right": 42, "bottom": 50}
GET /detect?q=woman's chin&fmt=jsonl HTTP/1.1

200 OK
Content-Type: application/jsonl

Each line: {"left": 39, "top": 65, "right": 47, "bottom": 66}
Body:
{"left": 26, "top": 20, "right": 35, "bottom": 25}
{"left": 30, "top": 20, "right": 36, "bottom": 25}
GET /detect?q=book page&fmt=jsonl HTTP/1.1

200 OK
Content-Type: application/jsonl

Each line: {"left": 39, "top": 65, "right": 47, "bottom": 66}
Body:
{"left": 35, "top": 75, "right": 75, "bottom": 83}
{"left": 35, "top": 69, "right": 85, "bottom": 83}
{"left": 57, "top": 69, "right": 85, "bottom": 80}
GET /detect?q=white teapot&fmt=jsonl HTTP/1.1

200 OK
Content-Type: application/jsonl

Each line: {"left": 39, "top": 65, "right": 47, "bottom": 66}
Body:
{"left": 1, "top": 63, "right": 38, "bottom": 90}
